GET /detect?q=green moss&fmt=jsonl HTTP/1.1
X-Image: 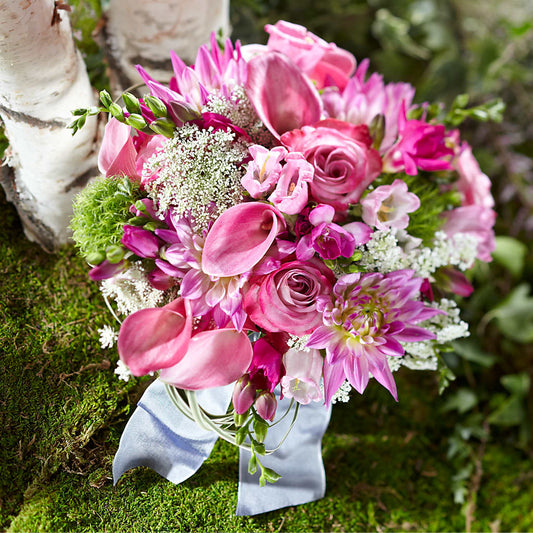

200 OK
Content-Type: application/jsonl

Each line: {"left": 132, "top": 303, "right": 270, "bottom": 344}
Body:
{"left": 70, "top": 176, "right": 142, "bottom": 261}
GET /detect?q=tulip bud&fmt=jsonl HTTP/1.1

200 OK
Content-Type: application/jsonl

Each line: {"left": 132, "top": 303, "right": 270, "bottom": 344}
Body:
{"left": 254, "top": 391, "right": 277, "bottom": 421}
{"left": 232, "top": 374, "right": 256, "bottom": 415}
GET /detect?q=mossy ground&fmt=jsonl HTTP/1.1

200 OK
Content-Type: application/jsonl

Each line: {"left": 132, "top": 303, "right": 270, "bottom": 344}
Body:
{"left": 1, "top": 187, "right": 532, "bottom": 531}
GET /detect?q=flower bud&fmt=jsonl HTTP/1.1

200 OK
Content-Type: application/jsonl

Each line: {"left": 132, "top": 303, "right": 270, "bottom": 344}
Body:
{"left": 122, "top": 92, "right": 142, "bottom": 115}
{"left": 100, "top": 90, "right": 113, "bottom": 109}
{"left": 144, "top": 95, "right": 168, "bottom": 118}
{"left": 126, "top": 113, "right": 148, "bottom": 130}
{"left": 149, "top": 117, "right": 176, "bottom": 138}
{"left": 121, "top": 225, "right": 160, "bottom": 258}
{"left": 232, "top": 374, "right": 256, "bottom": 415}
{"left": 254, "top": 391, "right": 277, "bottom": 421}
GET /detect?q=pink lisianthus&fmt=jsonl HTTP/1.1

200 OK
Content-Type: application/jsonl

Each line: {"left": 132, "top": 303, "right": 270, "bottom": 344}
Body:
{"left": 454, "top": 142, "right": 495, "bottom": 208}
{"left": 383, "top": 105, "right": 454, "bottom": 176}
{"left": 268, "top": 153, "right": 314, "bottom": 215}
{"left": 322, "top": 58, "right": 415, "bottom": 152}
{"left": 265, "top": 20, "right": 356, "bottom": 90}
{"left": 98, "top": 118, "right": 138, "bottom": 179}
{"left": 241, "top": 145, "right": 287, "bottom": 198}
{"left": 281, "top": 119, "right": 382, "bottom": 211}
{"left": 296, "top": 203, "right": 372, "bottom": 261}
{"left": 280, "top": 348, "right": 323, "bottom": 404}
{"left": 360, "top": 179, "right": 420, "bottom": 231}
{"left": 442, "top": 205, "right": 496, "bottom": 263}
{"left": 307, "top": 270, "right": 441, "bottom": 404}
{"left": 244, "top": 259, "right": 335, "bottom": 336}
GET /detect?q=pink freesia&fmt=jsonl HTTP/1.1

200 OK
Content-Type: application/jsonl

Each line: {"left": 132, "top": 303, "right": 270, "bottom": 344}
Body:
{"left": 245, "top": 51, "right": 322, "bottom": 139}
{"left": 281, "top": 120, "right": 382, "bottom": 211}
{"left": 232, "top": 374, "right": 256, "bottom": 415}
{"left": 244, "top": 259, "right": 335, "bottom": 336}
{"left": 280, "top": 348, "right": 323, "bottom": 404}
{"left": 98, "top": 118, "right": 138, "bottom": 179}
{"left": 201, "top": 202, "right": 286, "bottom": 277}
{"left": 241, "top": 145, "right": 287, "bottom": 198}
{"left": 442, "top": 206, "right": 496, "bottom": 263}
{"left": 117, "top": 298, "right": 193, "bottom": 376}
{"left": 454, "top": 142, "right": 495, "bottom": 208}
{"left": 361, "top": 179, "right": 420, "bottom": 230}
{"left": 158, "top": 328, "right": 253, "bottom": 390}
{"left": 265, "top": 20, "right": 356, "bottom": 90}
{"left": 268, "top": 153, "right": 314, "bottom": 215}
{"left": 296, "top": 204, "right": 372, "bottom": 261}
{"left": 247, "top": 337, "right": 285, "bottom": 393}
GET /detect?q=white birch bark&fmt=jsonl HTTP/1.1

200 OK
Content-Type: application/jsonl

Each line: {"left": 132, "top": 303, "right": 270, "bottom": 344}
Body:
{"left": 0, "top": 0, "right": 98, "bottom": 251}
{"left": 103, "top": 0, "right": 230, "bottom": 93}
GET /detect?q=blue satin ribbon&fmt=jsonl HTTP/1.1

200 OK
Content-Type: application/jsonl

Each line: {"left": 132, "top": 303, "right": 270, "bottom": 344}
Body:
{"left": 113, "top": 379, "right": 332, "bottom": 516}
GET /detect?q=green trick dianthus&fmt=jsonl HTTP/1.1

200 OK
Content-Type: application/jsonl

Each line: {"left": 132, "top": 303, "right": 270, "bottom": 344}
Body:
{"left": 71, "top": 176, "right": 142, "bottom": 262}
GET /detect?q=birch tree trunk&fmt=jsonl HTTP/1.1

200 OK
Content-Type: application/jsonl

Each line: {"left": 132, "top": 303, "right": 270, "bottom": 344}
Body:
{"left": 103, "top": 0, "right": 230, "bottom": 93}
{"left": 0, "top": 0, "right": 98, "bottom": 251}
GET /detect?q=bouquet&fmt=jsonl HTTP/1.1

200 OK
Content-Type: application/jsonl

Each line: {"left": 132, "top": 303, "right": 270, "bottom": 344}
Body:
{"left": 71, "top": 20, "right": 496, "bottom": 507}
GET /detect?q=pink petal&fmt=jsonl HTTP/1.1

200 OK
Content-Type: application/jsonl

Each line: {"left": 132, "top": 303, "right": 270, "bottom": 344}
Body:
{"left": 201, "top": 203, "right": 286, "bottom": 277}
{"left": 159, "top": 329, "right": 253, "bottom": 390}
{"left": 367, "top": 352, "right": 398, "bottom": 401}
{"left": 245, "top": 51, "right": 322, "bottom": 139}
{"left": 117, "top": 298, "right": 192, "bottom": 376}
{"left": 323, "top": 360, "right": 346, "bottom": 407}
{"left": 98, "top": 118, "right": 137, "bottom": 178}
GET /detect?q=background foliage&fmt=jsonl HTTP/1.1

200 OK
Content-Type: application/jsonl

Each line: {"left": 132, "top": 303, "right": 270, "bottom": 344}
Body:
{"left": 1, "top": 0, "right": 532, "bottom": 531}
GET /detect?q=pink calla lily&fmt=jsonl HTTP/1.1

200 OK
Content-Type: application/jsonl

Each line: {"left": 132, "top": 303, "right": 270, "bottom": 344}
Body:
{"left": 98, "top": 118, "right": 137, "bottom": 178}
{"left": 201, "top": 203, "right": 286, "bottom": 277}
{"left": 159, "top": 329, "right": 253, "bottom": 390}
{"left": 245, "top": 51, "right": 322, "bottom": 139}
{"left": 117, "top": 298, "right": 193, "bottom": 376}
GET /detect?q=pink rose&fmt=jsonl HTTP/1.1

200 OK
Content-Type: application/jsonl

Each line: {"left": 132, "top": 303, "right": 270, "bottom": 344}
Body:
{"left": 265, "top": 20, "right": 356, "bottom": 90}
{"left": 281, "top": 119, "right": 382, "bottom": 211}
{"left": 244, "top": 259, "right": 334, "bottom": 336}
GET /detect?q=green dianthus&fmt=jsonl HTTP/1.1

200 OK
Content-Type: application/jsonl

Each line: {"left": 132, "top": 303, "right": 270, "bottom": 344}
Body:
{"left": 70, "top": 175, "right": 143, "bottom": 261}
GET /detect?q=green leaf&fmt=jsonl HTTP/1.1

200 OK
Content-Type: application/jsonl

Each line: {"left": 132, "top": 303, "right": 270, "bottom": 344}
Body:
{"left": 450, "top": 339, "right": 497, "bottom": 368}
{"left": 260, "top": 466, "right": 281, "bottom": 484}
{"left": 488, "top": 284, "right": 533, "bottom": 343}
{"left": 253, "top": 416, "right": 268, "bottom": 443}
{"left": 247, "top": 452, "right": 257, "bottom": 475}
{"left": 501, "top": 373, "right": 531, "bottom": 398}
{"left": 492, "top": 236, "right": 528, "bottom": 278}
{"left": 488, "top": 396, "right": 525, "bottom": 426}
{"left": 442, "top": 388, "right": 478, "bottom": 414}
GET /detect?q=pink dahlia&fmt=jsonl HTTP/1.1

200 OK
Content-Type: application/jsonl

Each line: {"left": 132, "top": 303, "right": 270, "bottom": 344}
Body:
{"left": 307, "top": 270, "right": 440, "bottom": 404}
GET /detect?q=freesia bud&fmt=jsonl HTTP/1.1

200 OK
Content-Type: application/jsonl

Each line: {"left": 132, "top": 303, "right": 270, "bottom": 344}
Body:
{"left": 254, "top": 391, "right": 277, "bottom": 421}
{"left": 122, "top": 92, "right": 142, "bottom": 115}
{"left": 232, "top": 374, "right": 256, "bottom": 415}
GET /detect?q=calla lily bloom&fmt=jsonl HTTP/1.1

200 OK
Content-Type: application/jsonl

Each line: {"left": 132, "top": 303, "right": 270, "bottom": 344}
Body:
{"left": 245, "top": 51, "right": 322, "bottom": 139}
{"left": 158, "top": 328, "right": 253, "bottom": 390}
{"left": 117, "top": 298, "right": 193, "bottom": 376}
{"left": 201, "top": 202, "right": 286, "bottom": 277}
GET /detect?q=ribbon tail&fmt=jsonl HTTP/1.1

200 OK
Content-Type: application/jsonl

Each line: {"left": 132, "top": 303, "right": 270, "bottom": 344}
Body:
{"left": 113, "top": 379, "right": 233, "bottom": 485}
{"left": 236, "top": 395, "right": 332, "bottom": 516}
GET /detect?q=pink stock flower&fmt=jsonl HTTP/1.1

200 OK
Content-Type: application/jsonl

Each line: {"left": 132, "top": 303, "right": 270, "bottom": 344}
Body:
{"left": 98, "top": 118, "right": 138, "bottom": 179}
{"left": 322, "top": 58, "right": 415, "bottom": 152}
{"left": 245, "top": 51, "right": 322, "bottom": 139}
{"left": 454, "top": 142, "right": 495, "bottom": 209}
{"left": 244, "top": 259, "right": 335, "bottom": 336}
{"left": 265, "top": 20, "right": 356, "bottom": 90}
{"left": 442, "top": 205, "right": 496, "bottom": 263}
{"left": 241, "top": 145, "right": 287, "bottom": 198}
{"left": 201, "top": 202, "right": 286, "bottom": 278}
{"left": 268, "top": 153, "right": 314, "bottom": 215}
{"left": 360, "top": 179, "right": 420, "bottom": 230}
{"left": 280, "top": 348, "right": 323, "bottom": 404}
{"left": 384, "top": 106, "right": 454, "bottom": 175}
{"left": 296, "top": 204, "right": 372, "bottom": 261}
{"left": 281, "top": 119, "right": 382, "bottom": 211}
{"left": 307, "top": 270, "right": 440, "bottom": 404}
